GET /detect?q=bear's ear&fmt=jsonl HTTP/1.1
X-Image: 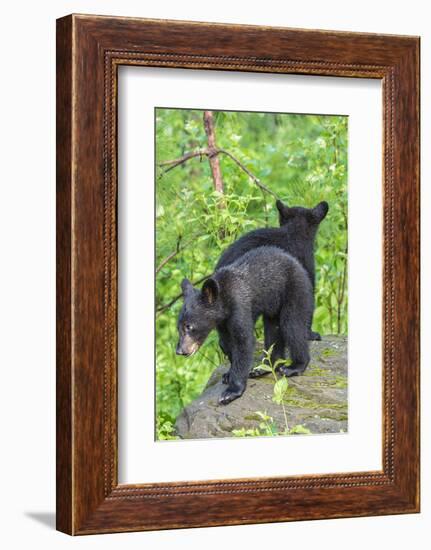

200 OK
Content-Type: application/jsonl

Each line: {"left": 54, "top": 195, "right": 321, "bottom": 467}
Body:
{"left": 276, "top": 199, "right": 288, "bottom": 215}
{"left": 311, "top": 201, "right": 329, "bottom": 223}
{"left": 276, "top": 199, "right": 290, "bottom": 225}
{"left": 201, "top": 278, "right": 219, "bottom": 305}
{"left": 181, "top": 278, "right": 194, "bottom": 297}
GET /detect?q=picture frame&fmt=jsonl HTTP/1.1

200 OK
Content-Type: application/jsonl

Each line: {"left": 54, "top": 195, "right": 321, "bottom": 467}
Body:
{"left": 56, "top": 14, "right": 420, "bottom": 535}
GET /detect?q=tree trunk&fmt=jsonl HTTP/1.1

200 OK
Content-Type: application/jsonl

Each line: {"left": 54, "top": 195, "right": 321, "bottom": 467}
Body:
{"left": 203, "top": 111, "right": 224, "bottom": 194}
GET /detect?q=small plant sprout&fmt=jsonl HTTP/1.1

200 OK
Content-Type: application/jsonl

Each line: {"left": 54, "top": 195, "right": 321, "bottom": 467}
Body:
{"left": 252, "top": 345, "right": 292, "bottom": 434}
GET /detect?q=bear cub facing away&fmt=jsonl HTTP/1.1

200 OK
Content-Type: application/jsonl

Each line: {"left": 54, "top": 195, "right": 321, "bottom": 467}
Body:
{"left": 216, "top": 199, "right": 329, "bottom": 341}
{"left": 176, "top": 246, "right": 313, "bottom": 405}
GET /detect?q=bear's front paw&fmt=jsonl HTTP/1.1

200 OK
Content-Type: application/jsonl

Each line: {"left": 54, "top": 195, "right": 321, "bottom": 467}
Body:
{"left": 222, "top": 371, "right": 230, "bottom": 384}
{"left": 219, "top": 385, "right": 245, "bottom": 405}
{"left": 308, "top": 330, "right": 322, "bottom": 341}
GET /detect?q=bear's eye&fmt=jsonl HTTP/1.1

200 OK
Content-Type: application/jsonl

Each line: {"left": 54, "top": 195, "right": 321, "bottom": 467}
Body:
{"left": 185, "top": 323, "right": 193, "bottom": 332}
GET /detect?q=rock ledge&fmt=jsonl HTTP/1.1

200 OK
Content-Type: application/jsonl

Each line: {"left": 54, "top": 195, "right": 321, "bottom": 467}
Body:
{"left": 175, "top": 336, "right": 347, "bottom": 439}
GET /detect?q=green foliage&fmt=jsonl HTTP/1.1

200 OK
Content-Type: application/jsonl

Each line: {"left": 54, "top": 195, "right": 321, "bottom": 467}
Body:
{"left": 156, "top": 418, "right": 178, "bottom": 441}
{"left": 232, "top": 411, "right": 278, "bottom": 437}
{"left": 232, "top": 411, "right": 311, "bottom": 438}
{"left": 155, "top": 108, "right": 348, "bottom": 437}
{"left": 233, "top": 347, "right": 312, "bottom": 437}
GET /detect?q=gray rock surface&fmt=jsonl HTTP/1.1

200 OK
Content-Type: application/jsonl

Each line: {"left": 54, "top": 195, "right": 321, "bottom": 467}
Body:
{"left": 175, "top": 336, "right": 347, "bottom": 439}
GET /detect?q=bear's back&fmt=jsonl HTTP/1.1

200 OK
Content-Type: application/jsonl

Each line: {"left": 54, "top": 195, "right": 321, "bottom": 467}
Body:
{"left": 216, "top": 245, "right": 312, "bottom": 317}
{"left": 228, "top": 245, "right": 305, "bottom": 281}
{"left": 216, "top": 227, "right": 314, "bottom": 286}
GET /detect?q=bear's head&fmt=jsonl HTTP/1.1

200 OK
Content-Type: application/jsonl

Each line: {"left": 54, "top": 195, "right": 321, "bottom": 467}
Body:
{"left": 276, "top": 199, "right": 329, "bottom": 240}
{"left": 176, "top": 277, "right": 223, "bottom": 357}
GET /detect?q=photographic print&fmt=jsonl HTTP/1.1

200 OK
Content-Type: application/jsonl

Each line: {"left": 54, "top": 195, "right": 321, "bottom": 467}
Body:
{"left": 57, "top": 16, "right": 420, "bottom": 533}
{"left": 155, "top": 108, "right": 348, "bottom": 441}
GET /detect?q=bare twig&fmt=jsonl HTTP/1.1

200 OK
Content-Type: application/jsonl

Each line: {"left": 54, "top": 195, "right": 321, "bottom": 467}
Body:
{"left": 158, "top": 149, "right": 208, "bottom": 174}
{"left": 157, "top": 241, "right": 175, "bottom": 275}
{"left": 217, "top": 148, "right": 279, "bottom": 200}
{"left": 260, "top": 188, "right": 269, "bottom": 227}
{"left": 156, "top": 236, "right": 197, "bottom": 276}
{"left": 336, "top": 245, "right": 348, "bottom": 334}
{"left": 196, "top": 348, "right": 220, "bottom": 368}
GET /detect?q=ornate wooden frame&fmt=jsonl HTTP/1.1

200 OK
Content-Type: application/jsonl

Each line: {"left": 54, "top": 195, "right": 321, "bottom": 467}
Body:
{"left": 56, "top": 14, "right": 420, "bottom": 535}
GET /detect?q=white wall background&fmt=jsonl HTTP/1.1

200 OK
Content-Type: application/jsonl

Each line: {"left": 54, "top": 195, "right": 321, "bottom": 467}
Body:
{"left": 0, "top": 1, "right": 427, "bottom": 548}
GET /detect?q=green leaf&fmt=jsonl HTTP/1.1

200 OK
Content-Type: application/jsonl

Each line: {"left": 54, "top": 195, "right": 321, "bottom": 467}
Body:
{"left": 273, "top": 358, "right": 290, "bottom": 370}
{"left": 273, "top": 377, "right": 288, "bottom": 404}
{"left": 252, "top": 363, "right": 272, "bottom": 373}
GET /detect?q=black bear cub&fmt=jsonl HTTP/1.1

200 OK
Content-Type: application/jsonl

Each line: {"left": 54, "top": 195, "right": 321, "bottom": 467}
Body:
{"left": 216, "top": 199, "right": 328, "bottom": 341}
{"left": 176, "top": 246, "right": 313, "bottom": 405}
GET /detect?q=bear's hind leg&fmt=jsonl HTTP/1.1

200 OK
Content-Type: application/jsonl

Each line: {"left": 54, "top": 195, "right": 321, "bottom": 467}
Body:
{"left": 308, "top": 295, "right": 321, "bottom": 340}
{"left": 249, "top": 316, "right": 285, "bottom": 378}
{"left": 278, "top": 307, "right": 310, "bottom": 377}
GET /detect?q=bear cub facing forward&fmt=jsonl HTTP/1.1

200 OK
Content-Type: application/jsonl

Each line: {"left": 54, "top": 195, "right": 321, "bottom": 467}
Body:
{"left": 176, "top": 246, "right": 313, "bottom": 405}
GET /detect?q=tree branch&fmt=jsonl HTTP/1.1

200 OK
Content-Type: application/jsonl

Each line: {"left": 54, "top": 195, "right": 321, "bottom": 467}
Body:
{"left": 203, "top": 111, "right": 224, "bottom": 194}
{"left": 217, "top": 148, "right": 279, "bottom": 199}
{"left": 157, "top": 146, "right": 279, "bottom": 199}
{"left": 158, "top": 149, "right": 208, "bottom": 174}
{"left": 336, "top": 245, "right": 348, "bottom": 334}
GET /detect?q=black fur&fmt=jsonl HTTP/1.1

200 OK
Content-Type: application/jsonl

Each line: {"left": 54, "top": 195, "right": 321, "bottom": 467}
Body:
{"left": 216, "top": 199, "right": 328, "bottom": 341}
{"left": 176, "top": 246, "right": 313, "bottom": 405}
